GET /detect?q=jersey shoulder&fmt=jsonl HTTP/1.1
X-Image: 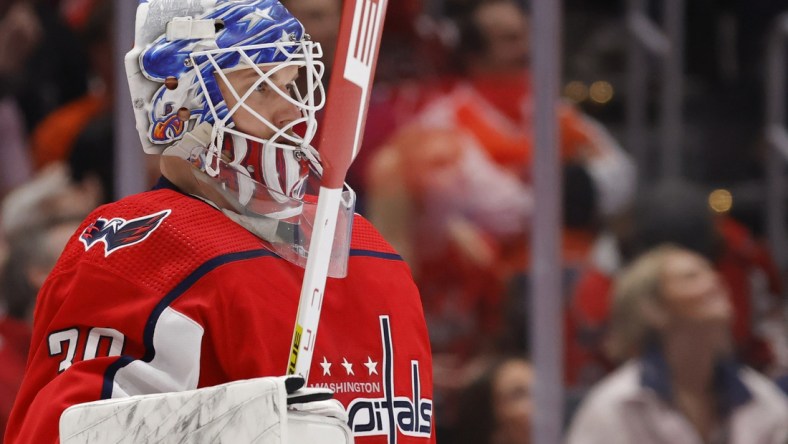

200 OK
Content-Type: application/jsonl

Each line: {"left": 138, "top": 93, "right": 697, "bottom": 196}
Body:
{"left": 350, "top": 214, "right": 399, "bottom": 256}
{"left": 50, "top": 188, "right": 263, "bottom": 290}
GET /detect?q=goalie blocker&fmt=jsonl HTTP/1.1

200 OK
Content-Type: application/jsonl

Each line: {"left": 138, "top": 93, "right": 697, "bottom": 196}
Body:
{"left": 59, "top": 376, "right": 352, "bottom": 444}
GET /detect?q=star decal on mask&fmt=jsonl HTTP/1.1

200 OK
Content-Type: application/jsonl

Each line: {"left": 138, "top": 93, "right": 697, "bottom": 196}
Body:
{"left": 241, "top": 6, "right": 275, "bottom": 29}
{"left": 270, "top": 30, "right": 292, "bottom": 60}
{"left": 320, "top": 356, "right": 332, "bottom": 376}
{"left": 277, "top": 29, "right": 292, "bottom": 42}
{"left": 341, "top": 358, "right": 355, "bottom": 375}
{"left": 364, "top": 356, "right": 379, "bottom": 375}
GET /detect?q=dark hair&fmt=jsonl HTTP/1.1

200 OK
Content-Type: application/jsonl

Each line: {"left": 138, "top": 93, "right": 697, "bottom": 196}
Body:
{"left": 626, "top": 179, "right": 722, "bottom": 263}
{"left": 68, "top": 113, "right": 114, "bottom": 204}
{"left": 455, "top": 2, "right": 488, "bottom": 57}
{"left": 451, "top": 0, "right": 524, "bottom": 73}
{"left": 454, "top": 356, "right": 531, "bottom": 444}
{"left": 454, "top": 360, "right": 501, "bottom": 444}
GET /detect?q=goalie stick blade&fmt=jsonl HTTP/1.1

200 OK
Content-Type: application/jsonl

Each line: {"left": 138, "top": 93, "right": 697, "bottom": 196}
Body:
{"left": 318, "top": 0, "right": 389, "bottom": 189}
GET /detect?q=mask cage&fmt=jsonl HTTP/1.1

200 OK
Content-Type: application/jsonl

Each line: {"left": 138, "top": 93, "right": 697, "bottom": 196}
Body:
{"left": 190, "top": 40, "right": 326, "bottom": 178}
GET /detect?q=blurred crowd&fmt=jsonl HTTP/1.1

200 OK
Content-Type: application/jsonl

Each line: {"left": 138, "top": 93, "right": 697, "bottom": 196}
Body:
{"left": 1, "top": 0, "right": 787, "bottom": 443}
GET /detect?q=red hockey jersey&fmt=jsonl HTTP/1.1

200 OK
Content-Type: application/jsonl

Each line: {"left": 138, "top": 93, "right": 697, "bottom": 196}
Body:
{"left": 5, "top": 180, "right": 434, "bottom": 444}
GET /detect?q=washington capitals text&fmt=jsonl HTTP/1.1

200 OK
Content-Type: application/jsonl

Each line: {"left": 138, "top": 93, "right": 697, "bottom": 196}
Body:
{"left": 347, "top": 316, "right": 433, "bottom": 442}
{"left": 79, "top": 210, "right": 171, "bottom": 256}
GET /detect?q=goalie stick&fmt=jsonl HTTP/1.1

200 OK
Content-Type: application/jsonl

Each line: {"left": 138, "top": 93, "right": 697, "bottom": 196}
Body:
{"left": 287, "top": 0, "right": 389, "bottom": 383}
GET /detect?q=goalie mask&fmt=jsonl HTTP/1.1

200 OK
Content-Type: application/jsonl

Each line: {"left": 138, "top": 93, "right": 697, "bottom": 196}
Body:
{"left": 126, "top": 0, "right": 355, "bottom": 277}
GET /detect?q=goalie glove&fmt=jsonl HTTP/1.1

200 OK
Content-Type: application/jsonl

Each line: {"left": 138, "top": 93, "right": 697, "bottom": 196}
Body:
{"left": 59, "top": 375, "right": 353, "bottom": 444}
{"left": 284, "top": 376, "right": 352, "bottom": 443}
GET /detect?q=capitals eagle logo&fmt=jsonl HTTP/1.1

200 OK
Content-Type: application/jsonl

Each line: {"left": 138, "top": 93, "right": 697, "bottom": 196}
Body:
{"left": 79, "top": 210, "right": 171, "bottom": 256}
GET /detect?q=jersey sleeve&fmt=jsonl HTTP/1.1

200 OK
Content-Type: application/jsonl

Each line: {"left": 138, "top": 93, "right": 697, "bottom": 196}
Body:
{"left": 5, "top": 264, "right": 162, "bottom": 443}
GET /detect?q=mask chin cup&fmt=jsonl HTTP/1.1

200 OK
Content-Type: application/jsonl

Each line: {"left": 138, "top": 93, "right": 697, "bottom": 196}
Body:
{"left": 190, "top": 162, "right": 355, "bottom": 278}
{"left": 264, "top": 188, "right": 355, "bottom": 279}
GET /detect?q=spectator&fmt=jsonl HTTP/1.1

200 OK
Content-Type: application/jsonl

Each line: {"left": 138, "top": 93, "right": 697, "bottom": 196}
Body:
{"left": 29, "top": 1, "right": 113, "bottom": 171}
{"left": 504, "top": 161, "right": 600, "bottom": 355}
{"left": 453, "top": 356, "right": 533, "bottom": 444}
{"left": 2, "top": 218, "right": 82, "bottom": 321}
{"left": 0, "top": 0, "right": 88, "bottom": 132}
{"left": 0, "top": 99, "right": 31, "bottom": 199}
{"left": 367, "top": 125, "right": 532, "bottom": 354}
{"left": 364, "top": 0, "right": 633, "bottom": 433}
{"left": 0, "top": 161, "right": 103, "bottom": 441}
{"left": 416, "top": 0, "right": 635, "bottom": 219}
{"left": 367, "top": 126, "right": 532, "bottom": 270}
{"left": 366, "top": 0, "right": 633, "bottom": 351}
{"left": 366, "top": 124, "right": 531, "bottom": 444}
{"left": 0, "top": 217, "right": 81, "bottom": 442}
{"left": 566, "top": 244, "right": 788, "bottom": 444}
{"left": 566, "top": 179, "right": 786, "bottom": 390}
{"left": 1, "top": 163, "right": 103, "bottom": 238}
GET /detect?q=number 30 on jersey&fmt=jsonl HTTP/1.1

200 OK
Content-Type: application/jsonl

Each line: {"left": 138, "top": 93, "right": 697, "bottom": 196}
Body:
{"left": 48, "top": 327, "right": 125, "bottom": 373}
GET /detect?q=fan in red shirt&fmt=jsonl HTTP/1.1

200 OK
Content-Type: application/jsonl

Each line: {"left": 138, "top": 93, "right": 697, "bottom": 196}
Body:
{"left": 6, "top": 1, "right": 434, "bottom": 443}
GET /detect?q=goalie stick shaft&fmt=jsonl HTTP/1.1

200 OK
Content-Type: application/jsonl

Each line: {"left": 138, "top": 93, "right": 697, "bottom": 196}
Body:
{"left": 287, "top": 0, "right": 388, "bottom": 383}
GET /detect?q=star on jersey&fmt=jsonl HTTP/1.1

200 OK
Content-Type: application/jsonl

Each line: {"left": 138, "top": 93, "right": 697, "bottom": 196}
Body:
{"left": 341, "top": 358, "right": 355, "bottom": 375}
{"left": 320, "top": 356, "right": 332, "bottom": 376}
{"left": 317, "top": 357, "right": 380, "bottom": 376}
{"left": 364, "top": 356, "right": 379, "bottom": 375}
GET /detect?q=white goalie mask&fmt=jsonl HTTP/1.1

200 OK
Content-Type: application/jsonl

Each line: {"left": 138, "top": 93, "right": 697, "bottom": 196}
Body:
{"left": 126, "top": 0, "right": 355, "bottom": 277}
